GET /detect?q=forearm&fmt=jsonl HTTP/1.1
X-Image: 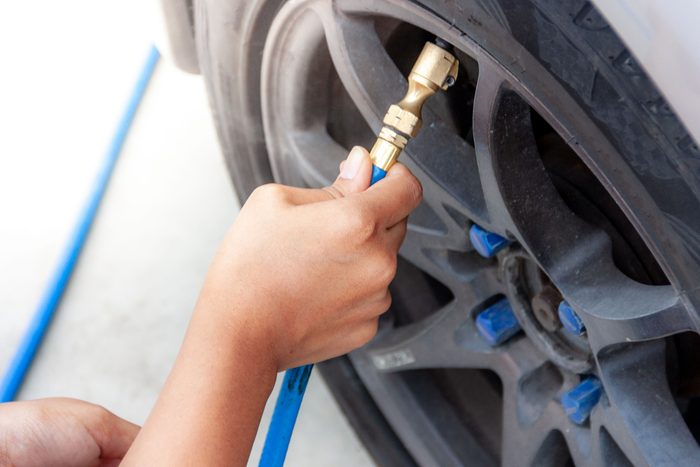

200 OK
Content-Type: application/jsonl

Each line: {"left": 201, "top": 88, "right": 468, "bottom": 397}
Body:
{"left": 0, "top": 416, "right": 9, "bottom": 467}
{"left": 122, "top": 298, "right": 277, "bottom": 466}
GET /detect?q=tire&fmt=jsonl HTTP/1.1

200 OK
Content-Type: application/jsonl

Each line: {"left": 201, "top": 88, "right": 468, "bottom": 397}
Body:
{"left": 194, "top": 0, "right": 700, "bottom": 465}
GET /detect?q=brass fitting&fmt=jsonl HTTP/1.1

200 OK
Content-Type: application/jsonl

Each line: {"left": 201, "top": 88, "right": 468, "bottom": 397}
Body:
{"left": 370, "top": 41, "right": 459, "bottom": 172}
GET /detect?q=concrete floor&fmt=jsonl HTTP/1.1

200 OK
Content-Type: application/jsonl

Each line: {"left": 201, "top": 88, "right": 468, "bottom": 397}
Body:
{"left": 0, "top": 3, "right": 373, "bottom": 465}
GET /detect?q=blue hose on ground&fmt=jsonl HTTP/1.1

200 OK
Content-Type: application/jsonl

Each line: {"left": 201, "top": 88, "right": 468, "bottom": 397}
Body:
{"left": 259, "top": 162, "right": 386, "bottom": 466}
{"left": 0, "top": 45, "right": 160, "bottom": 403}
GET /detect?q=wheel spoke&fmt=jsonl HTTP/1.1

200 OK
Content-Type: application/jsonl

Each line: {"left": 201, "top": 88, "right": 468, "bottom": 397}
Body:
{"left": 596, "top": 341, "right": 700, "bottom": 466}
{"left": 399, "top": 228, "right": 480, "bottom": 294}
{"left": 472, "top": 61, "right": 606, "bottom": 271}
{"left": 261, "top": 3, "right": 349, "bottom": 186}
{"left": 399, "top": 211, "right": 496, "bottom": 298}
{"left": 403, "top": 144, "right": 489, "bottom": 230}
{"left": 286, "top": 130, "right": 347, "bottom": 186}
{"left": 526, "top": 231, "right": 697, "bottom": 351}
{"left": 591, "top": 422, "right": 636, "bottom": 467}
{"left": 501, "top": 417, "right": 567, "bottom": 467}
{"left": 315, "top": 2, "right": 400, "bottom": 127}
{"left": 363, "top": 295, "right": 503, "bottom": 373}
{"left": 363, "top": 295, "right": 556, "bottom": 384}
{"left": 471, "top": 61, "right": 517, "bottom": 234}
{"left": 578, "top": 283, "right": 695, "bottom": 351}
{"left": 472, "top": 61, "right": 589, "bottom": 248}
{"left": 400, "top": 124, "right": 487, "bottom": 228}
{"left": 349, "top": 350, "right": 499, "bottom": 466}
{"left": 500, "top": 366, "right": 576, "bottom": 466}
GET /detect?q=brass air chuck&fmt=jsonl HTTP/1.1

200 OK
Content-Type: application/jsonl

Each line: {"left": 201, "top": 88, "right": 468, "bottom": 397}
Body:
{"left": 369, "top": 41, "right": 459, "bottom": 183}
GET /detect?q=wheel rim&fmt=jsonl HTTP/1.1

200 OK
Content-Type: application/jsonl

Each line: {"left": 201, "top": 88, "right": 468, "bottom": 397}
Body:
{"left": 260, "top": 1, "right": 700, "bottom": 465}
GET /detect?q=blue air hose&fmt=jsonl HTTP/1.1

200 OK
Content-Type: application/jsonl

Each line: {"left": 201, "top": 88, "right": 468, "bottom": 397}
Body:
{"left": 0, "top": 46, "right": 160, "bottom": 402}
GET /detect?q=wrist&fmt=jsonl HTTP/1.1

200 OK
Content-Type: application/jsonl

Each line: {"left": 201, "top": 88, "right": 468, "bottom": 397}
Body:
{"left": 191, "top": 292, "right": 280, "bottom": 378}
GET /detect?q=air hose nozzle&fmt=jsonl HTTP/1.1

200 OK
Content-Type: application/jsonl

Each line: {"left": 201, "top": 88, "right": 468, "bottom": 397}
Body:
{"left": 369, "top": 40, "right": 459, "bottom": 178}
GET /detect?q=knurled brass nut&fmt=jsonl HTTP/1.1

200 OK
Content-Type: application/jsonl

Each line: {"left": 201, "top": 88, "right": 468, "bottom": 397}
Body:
{"left": 383, "top": 104, "right": 421, "bottom": 137}
{"left": 378, "top": 126, "right": 408, "bottom": 148}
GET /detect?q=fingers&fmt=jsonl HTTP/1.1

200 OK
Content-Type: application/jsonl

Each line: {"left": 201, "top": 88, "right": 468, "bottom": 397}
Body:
{"left": 97, "top": 412, "right": 140, "bottom": 460}
{"left": 285, "top": 316, "right": 381, "bottom": 368}
{"left": 247, "top": 148, "right": 419, "bottom": 249}
{"left": 10, "top": 398, "right": 140, "bottom": 463}
{"left": 355, "top": 289, "right": 393, "bottom": 320}
{"left": 348, "top": 319, "right": 380, "bottom": 350}
{"left": 247, "top": 147, "right": 373, "bottom": 207}
{"left": 359, "top": 163, "right": 423, "bottom": 227}
{"left": 385, "top": 218, "right": 408, "bottom": 252}
{"left": 298, "top": 297, "right": 389, "bottom": 366}
{"left": 77, "top": 402, "right": 140, "bottom": 460}
{"left": 324, "top": 146, "right": 372, "bottom": 199}
{"left": 315, "top": 163, "right": 420, "bottom": 241}
{"left": 248, "top": 183, "right": 330, "bottom": 206}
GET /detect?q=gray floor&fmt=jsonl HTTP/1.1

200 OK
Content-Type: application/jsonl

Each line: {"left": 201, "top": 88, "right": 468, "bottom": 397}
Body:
{"left": 0, "top": 7, "right": 373, "bottom": 464}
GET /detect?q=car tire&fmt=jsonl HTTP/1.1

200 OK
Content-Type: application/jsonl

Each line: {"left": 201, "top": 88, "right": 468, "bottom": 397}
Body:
{"left": 194, "top": 0, "right": 700, "bottom": 465}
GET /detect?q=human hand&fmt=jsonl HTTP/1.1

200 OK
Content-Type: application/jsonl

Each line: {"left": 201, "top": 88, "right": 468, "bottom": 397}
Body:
{"left": 198, "top": 146, "right": 422, "bottom": 370}
{"left": 0, "top": 397, "right": 139, "bottom": 467}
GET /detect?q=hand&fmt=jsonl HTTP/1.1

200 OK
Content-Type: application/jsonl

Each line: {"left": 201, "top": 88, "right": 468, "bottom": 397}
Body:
{"left": 198, "top": 146, "right": 422, "bottom": 370}
{"left": 122, "top": 147, "right": 421, "bottom": 466}
{"left": 0, "top": 397, "right": 139, "bottom": 467}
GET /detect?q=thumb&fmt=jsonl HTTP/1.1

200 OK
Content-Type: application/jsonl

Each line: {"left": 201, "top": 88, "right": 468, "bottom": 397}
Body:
{"left": 287, "top": 147, "right": 372, "bottom": 205}
{"left": 329, "top": 146, "right": 372, "bottom": 197}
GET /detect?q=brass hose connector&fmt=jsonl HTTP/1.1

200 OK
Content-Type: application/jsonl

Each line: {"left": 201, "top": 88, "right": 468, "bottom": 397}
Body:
{"left": 369, "top": 41, "right": 459, "bottom": 173}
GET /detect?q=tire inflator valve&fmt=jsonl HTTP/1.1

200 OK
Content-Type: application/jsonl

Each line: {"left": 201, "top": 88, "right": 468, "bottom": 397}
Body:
{"left": 369, "top": 40, "right": 459, "bottom": 183}
{"left": 260, "top": 40, "right": 459, "bottom": 467}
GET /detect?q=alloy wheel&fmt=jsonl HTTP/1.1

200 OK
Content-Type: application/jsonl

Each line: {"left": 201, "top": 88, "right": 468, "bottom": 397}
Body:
{"left": 260, "top": 0, "right": 700, "bottom": 465}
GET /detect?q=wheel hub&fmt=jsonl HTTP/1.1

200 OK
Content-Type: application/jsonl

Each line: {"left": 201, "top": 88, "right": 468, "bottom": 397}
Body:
{"left": 531, "top": 284, "right": 562, "bottom": 332}
{"left": 500, "top": 249, "right": 592, "bottom": 374}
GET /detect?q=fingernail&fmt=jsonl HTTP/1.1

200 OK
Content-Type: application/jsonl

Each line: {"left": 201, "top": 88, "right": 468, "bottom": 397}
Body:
{"left": 340, "top": 147, "right": 364, "bottom": 180}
